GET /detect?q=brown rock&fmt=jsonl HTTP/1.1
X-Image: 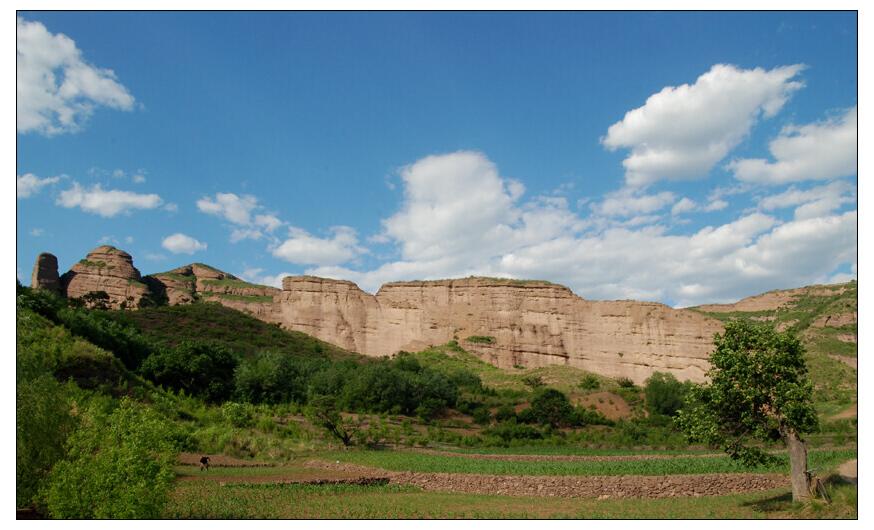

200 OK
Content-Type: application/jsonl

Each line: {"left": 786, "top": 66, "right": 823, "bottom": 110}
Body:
{"left": 278, "top": 276, "right": 722, "bottom": 383}
{"left": 60, "top": 246, "right": 151, "bottom": 309}
{"left": 30, "top": 252, "right": 61, "bottom": 293}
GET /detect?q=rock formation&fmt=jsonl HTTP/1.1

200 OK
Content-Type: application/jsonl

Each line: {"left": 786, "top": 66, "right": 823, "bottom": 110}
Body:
{"left": 147, "top": 263, "right": 281, "bottom": 322}
{"left": 38, "top": 247, "right": 731, "bottom": 383}
{"left": 59, "top": 246, "right": 151, "bottom": 309}
{"left": 278, "top": 276, "right": 722, "bottom": 384}
{"left": 30, "top": 252, "right": 61, "bottom": 293}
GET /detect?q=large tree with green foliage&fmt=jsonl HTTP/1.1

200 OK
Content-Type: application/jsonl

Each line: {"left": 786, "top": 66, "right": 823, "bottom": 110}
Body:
{"left": 676, "top": 320, "right": 819, "bottom": 501}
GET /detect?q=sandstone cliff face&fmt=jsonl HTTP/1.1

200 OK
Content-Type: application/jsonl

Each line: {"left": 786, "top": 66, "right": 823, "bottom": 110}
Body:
{"left": 278, "top": 276, "right": 722, "bottom": 383}
{"left": 60, "top": 246, "right": 151, "bottom": 309}
{"left": 31, "top": 252, "right": 61, "bottom": 293}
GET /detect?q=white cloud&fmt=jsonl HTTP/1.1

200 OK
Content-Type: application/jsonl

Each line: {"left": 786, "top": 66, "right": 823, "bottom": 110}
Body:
{"left": 727, "top": 106, "right": 857, "bottom": 185}
{"left": 132, "top": 174, "right": 146, "bottom": 184}
{"left": 161, "top": 233, "right": 207, "bottom": 255}
{"left": 272, "top": 226, "right": 364, "bottom": 266}
{"left": 197, "top": 192, "right": 284, "bottom": 241}
{"left": 758, "top": 180, "right": 855, "bottom": 221}
{"left": 671, "top": 197, "right": 696, "bottom": 216}
{"left": 702, "top": 199, "right": 729, "bottom": 212}
{"left": 239, "top": 267, "right": 293, "bottom": 289}
{"left": 56, "top": 182, "right": 162, "bottom": 217}
{"left": 602, "top": 64, "right": 804, "bottom": 187}
{"left": 592, "top": 188, "right": 675, "bottom": 218}
{"left": 30, "top": 228, "right": 45, "bottom": 237}
{"left": 293, "top": 151, "right": 854, "bottom": 307}
{"left": 17, "top": 17, "right": 135, "bottom": 135}
{"left": 163, "top": 203, "right": 179, "bottom": 213}
{"left": 17, "top": 173, "right": 60, "bottom": 198}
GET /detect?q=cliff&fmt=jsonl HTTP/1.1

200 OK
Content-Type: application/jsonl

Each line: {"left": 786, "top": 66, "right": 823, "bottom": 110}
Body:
{"left": 35, "top": 247, "right": 726, "bottom": 383}
{"left": 279, "top": 276, "right": 722, "bottom": 383}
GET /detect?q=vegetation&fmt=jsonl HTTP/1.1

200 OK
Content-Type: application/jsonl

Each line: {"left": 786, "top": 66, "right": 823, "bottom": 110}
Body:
{"left": 644, "top": 372, "right": 691, "bottom": 417}
{"left": 465, "top": 335, "right": 496, "bottom": 344}
{"left": 140, "top": 341, "right": 239, "bottom": 403}
{"left": 677, "top": 320, "right": 819, "bottom": 501}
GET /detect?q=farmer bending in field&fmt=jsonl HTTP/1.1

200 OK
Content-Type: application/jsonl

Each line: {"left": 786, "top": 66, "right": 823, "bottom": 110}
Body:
{"left": 200, "top": 456, "right": 210, "bottom": 471}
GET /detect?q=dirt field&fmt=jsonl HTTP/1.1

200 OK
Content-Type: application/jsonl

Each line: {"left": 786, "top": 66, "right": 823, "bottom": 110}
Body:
{"left": 302, "top": 459, "right": 788, "bottom": 499}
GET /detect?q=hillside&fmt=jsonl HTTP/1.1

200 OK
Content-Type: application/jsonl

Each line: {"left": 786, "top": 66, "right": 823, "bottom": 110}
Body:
{"left": 691, "top": 281, "right": 857, "bottom": 417}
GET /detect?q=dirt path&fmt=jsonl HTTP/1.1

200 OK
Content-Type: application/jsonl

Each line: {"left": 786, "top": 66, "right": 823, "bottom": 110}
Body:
{"left": 830, "top": 403, "right": 857, "bottom": 420}
{"left": 177, "top": 452, "right": 275, "bottom": 467}
{"left": 837, "top": 459, "right": 857, "bottom": 485}
{"left": 303, "top": 459, "right": 788, "bottom": 499}
{"left": 829, "top": 354, "right": 857, "bottom": 370}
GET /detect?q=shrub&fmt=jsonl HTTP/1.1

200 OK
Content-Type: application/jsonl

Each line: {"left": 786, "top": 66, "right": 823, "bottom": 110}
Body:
{"left": 579, "top": 374, "right": 600, "bottom": 390}
{"left": 43, "top": 398, "right": 178, "bottom": 519}
{"left": 140, "top": 341, "right": 239, "bottom": 402}
{"left": 221, "top": 402, "right": 255, "bottom": 428}
{"left": 465, "top": 335, "right": 496, "bottom": 344}
{"left": 483, "top": 420, "right": 543, "bottom": 443}
{"left": 617, "top": 377, "right": 635, "bottom": 388}
{"left": 16, "top": 373, "right": 75, "bottom": 509}
{"left": 644, "top": 372, "right": 690, "bottom": 417}
{"left": 235, "top": 351, "right": 326, "bottom": 404}
{"left": 527, "top": 388, "right": 574, "bottom": 427}
{"left": 494, "top": 404, "right": 516, "bottom": 422}
{"left": 521, "top": 374, "right": 545, "bottom": 389}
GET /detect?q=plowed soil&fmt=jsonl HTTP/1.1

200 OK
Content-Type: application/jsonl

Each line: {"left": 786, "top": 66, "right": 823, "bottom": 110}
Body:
{"left": 303, "top": 459, "right": 788, "bottom": 499}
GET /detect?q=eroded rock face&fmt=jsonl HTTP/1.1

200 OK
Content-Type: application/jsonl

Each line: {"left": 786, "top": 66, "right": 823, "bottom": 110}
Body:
{"left": 279, "top": 276, "right": 722, "bottom": 383}
{"left": 31, "top": 252, "right": 61, "bottom": 293}
{"left": 60, "top": 246, "right": 151, "bottom": 309}
{"left": 146, "top": 264, "right": 281, "bottom": 321}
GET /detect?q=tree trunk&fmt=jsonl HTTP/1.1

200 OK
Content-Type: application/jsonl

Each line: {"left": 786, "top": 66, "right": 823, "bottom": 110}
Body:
{"left": 785, "top": 429, "right": 811, "bottom": 501}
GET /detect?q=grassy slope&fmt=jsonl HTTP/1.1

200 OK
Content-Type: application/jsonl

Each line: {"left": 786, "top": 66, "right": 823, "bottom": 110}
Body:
{"left": 691, "top": 282, "right": 857, "bottom": 417}
{"left": 106, "top": 303, "right": 358, "bottom": 361}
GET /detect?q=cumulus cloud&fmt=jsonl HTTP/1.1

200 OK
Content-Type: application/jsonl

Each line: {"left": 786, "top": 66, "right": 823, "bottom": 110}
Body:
{"left": 758, "top": 180, "right": 856, "bottom": 220}
{"left": 727, "top": 106, "right": 857, "bottom": 185}
{"left": 162, "top": 233, "right": 207, "bottom": 255}
{"left": 272, "top": 226, "right": 365, "bottom": 266}
{"left": 296, "top": 151, "right": 855, "bottom": 307}
{"left": 17, "top": 173, "right": 60, "bottom": 198}
{"left": 602, "top": 64, "right": 804, "bottom": 187}
{"left": 56, "top": 182, "right": 162, "bottom": 217}
{"left": 239, "top": 267, "right": 294, "bottom": 289}
{"left": 197, "top": 192, "right": 283, "bottom": 241}
{"left": 592, "top": 188, "right": 675, "bottom": 218}
{"left": 17, "top": 17, "right": 135, "bottom": 135}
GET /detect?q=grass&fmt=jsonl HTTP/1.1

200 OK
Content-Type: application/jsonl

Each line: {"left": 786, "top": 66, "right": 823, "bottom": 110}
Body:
{"left": 105, "top": 303, "right": 356, "bottom": 361}
{"left": 320, "top": 448, "right": 856, "bottom": 477}
{"left": 166, "top": 479, "right": 856, "bottom": 519}
{"left": 78, "top": 259, "right": 108, "bottom": 268}
{"left": 200, "top": 292, "right": 275, "bottom": 303}
{"left": 150, "top": 272, "right": 196, "bottom": 284}
{"left": 465, "top": 335, "right": 496, "bottom": 344}
{"left": 200, "top": 278, "right": 271, "bottom": 289}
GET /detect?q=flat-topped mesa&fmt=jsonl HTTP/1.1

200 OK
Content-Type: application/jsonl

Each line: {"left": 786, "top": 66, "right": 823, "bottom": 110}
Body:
{"left": 60, "top": 246, "right": 150, "bottom": 309}
{"left": 278, "top": 274, "right": 722, "bottom": 383}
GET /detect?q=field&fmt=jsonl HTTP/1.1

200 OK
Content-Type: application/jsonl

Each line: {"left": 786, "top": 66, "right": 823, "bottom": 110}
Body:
{"left": 165, "top": 448, "right": 858, "bottom": 519}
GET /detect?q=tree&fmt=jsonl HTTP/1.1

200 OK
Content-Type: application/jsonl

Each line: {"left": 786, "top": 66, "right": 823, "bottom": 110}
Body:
{"left": 527, "top": 388, "right": 574, "bottom": 428}
{"left": 140, "top": 341, "right": 239, "bottom": 402}
{"left": 676, "top": 320, "right": 819, "bottom": 501}
{"left": 644, "top": 372, "right": 690, "bottom": 417}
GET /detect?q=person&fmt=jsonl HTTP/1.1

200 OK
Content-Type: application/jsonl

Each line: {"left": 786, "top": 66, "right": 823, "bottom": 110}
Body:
{"left": 199, "top": 455, "right": 210, "bottom": 471}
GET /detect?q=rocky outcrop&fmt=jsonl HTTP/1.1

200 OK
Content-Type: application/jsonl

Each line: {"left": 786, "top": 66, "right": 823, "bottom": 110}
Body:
{"left": 146, "top": 263, "right": 282, "bottom": 322}
{"left": 694, "top": 284, "right": 852, "bottom": 313}
{"left": 279, "top": 276, "right": 722, "bottom": 383}
{"left": 59, "top": 246, "right": 151, "bottom": 309}
{"left": 30, "top": 252, "right": 61, "bottom": 293}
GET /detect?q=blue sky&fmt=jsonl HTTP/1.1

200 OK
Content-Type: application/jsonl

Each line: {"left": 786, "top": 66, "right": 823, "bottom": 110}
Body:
{"left": 16, "top": 11, "right": 857, "bottom": 306}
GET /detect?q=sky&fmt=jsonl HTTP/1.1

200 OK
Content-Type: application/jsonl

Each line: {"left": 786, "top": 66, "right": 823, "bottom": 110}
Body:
{"left": 15, "top": 11, "right": 858, "bottom": 307}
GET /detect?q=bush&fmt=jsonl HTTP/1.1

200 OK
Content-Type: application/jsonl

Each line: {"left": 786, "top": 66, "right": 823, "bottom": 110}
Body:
{"left": 16, "top": 372, "right": 75, "bottom": 509}
{"left": 494, "top": 404, "right": 517, "bottom": 422}
{"left": 140, "top": 341, "right": 239, "bottom": 402}
{"left": 617, "top": 377, "right": 635, "bottom": 388}
{"left": 579, "top": 374, "right": 600, "bottom": 390}
{"left": 644, "top": 372, "right": 690, "bottom": 417}
{"left": 235, "top": 351, "right": 326, "bottom": 404}
{"left": 483, "top": 420, "right": 543, "bottom": 443}
{"left": 221, "top": 402, "right": 255, "bottom": 428}
{"left": 521, "top": 374, "right": 545, "bottom": 389}
{"left": 43, "top": 398, "right": 178, "bottom": 518}
{"left": 527, "top": 388, "right": 574, "bottom": 427}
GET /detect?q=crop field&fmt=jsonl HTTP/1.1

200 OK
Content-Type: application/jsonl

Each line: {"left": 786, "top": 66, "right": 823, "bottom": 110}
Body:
{"left": 165, "top": 448, "right": 858, "bottom": 519}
